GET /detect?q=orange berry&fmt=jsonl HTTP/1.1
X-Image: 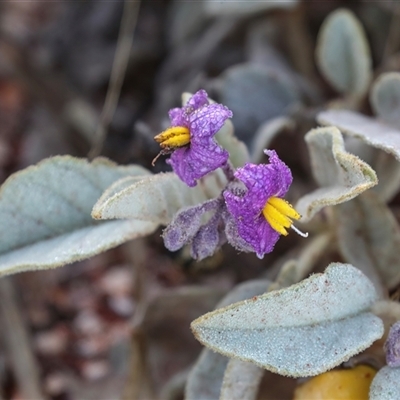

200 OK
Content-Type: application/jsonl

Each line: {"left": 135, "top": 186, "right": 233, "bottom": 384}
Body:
{"left": 293, "top": 365, "right": 376, "bottom": 400}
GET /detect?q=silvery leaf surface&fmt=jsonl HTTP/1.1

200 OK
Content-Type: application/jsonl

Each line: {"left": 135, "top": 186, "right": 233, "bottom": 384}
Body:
{"left": 295, "top": 127, "right": 377, "bottom": 222}
{"left": 182, "top": 92, "right": 250, "bottom": 168}
{"left": 203, "top": 0, "right": 298, "bottom": 16}
{"left": 318, "top": 109, "right": 400, "bottom": 201}
{"left": 185, "top": 280, "right": 270, "bottom": 400}
{"left": 276, "top": 232, "right": 332, "bottom": 288}
{"left": 369, "top": 366, "right": 400, "bottom": 400}
{"left": 92, "top": 171, "right": 227, "bottom": 225}
{"left": 370, "top": 72, "right": 400, "bottom": 127}
{"left": 316, "top": 9, "right": 372, "bottom": 97}
{"left": 0, "top": 156, "right": 156, "bottom": 276}
{"left": 95, "top": 175, "right": 147, "bottom": 202}
{"left": 335, "top": 191, "right": 400, "bottom": 291}
{"left": 219, "top": 359, "right": 263, "bottom": 400}
{"left": 318, "top": 109, "right": 400, "bottom": 161}
{"left": 371, "top": 150, "right": 400, "bottom": 202}
{"left": 219, "top": 63, "right": 301, "bottom": 142}
{"left": 191, "top": 263, "right": 384, "bottom": 377}
{"left": 214, "top": 119, "right": 250, "bottom": 168}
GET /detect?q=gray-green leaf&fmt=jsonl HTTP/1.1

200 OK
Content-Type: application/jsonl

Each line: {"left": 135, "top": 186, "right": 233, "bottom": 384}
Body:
{"left": 219, "top": 63, "right": 301, "bottom": 141}
{"left": 203, "top": 0, "right": 298, "bottom": 16}
{"left": 92, "top": 171, "right": 226, "bottom": 225}
{"left": 220, "top": 359, "right": 263, "bottom": 400}
{"left": 214, "top": 119, "right": 250, "bottom": 168}
{"left": 295, "top": 126, "right": 378, "bottom": 222}
{"left": 370, "top": 72, "right": 400, "bottom": 127}
{"left": 318, "top": 109, "right": 400, "bottom": 161}
{"left": 369, "top": 366, "right": 400, "bottom": 400}
{"left": 0, "top": 156, "right": 156, "bottom": 276}
{"left": 185, "top": 280, "right": 270, "bottom": 400}
{"left": 318, "top": 109, "right": 400, "bottom": 201}
{"left": 335, "top": 191, "right": 400, "bottom": 291}
{"left": 191, "top": 263, "right": 383, "bottom": 377}
{"left": 316, "top": 8, "right": 372, "bottom": 97}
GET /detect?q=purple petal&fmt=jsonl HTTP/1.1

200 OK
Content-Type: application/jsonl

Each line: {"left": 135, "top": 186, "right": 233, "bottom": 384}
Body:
{"left": 223, "top": 150, "right": 293, "bottom": 257}
{"left": 264, "top": 149, "right": 293, "bottom": 196}
{"left": 162, "top": 206, "right": 204, "bottom": 251}
{"left": 165, "top": 90, "right": 233, "bottom": 186}
{"left": 222, "top": 209, "right": 254, "bottom": 253}
{"left": 223, "top": 190, "right": 280, "bottom": 257}
{"left": 237, "top": 214, "right": 280, "bottom": 258}
{"left": 385, "top": 321, "right": 400, "bottom": 367}
{"left": 233, "top": 152, "right": 292, "bottom": 209}
{"left": 168, "top": 90, "right": 209, "bottom": 127}
{"left": 185, "top": 89, "right": 209, "bottom": 111}
{"left": 167, "top": 141, "right": 228, "bottom": 187}
{"left": 169, "top": 107, "right": 186, "bottom": 127}
{"left": 191, "top": 219, "right": 221, "bottom": 260}
{"left": 234, "top": 164, "right": 274, "bottom": 210}
{"left": 189, "top": 103, "right": 233, "bottom": 141}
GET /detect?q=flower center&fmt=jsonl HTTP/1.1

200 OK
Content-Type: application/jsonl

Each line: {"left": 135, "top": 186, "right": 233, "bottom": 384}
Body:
{"left": 154, "top": 126, "right": 190, "bottom": 149}
{"left": 262, "top": 196, "right": 307, "bottom": 237}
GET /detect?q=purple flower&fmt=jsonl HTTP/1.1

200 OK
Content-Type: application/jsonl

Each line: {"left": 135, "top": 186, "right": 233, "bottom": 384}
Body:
{"left": 162, "top": 198, "right": 227, "bottom": 260}
{"left": 385, "top": 321, "right": 400, "bottom": 368}
{"left": 223, "top": 150, "right": 305, "bottom": 258}
{"left": 154, "top": 90, "right": 233, "bottom": 187}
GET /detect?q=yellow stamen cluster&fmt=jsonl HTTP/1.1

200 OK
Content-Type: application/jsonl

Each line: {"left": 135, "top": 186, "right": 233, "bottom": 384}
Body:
{"left": 262, "top": 196, "right": 301, "bottom": 236}
{"left": 154, "top": 126, "right": 190, "bottom": 149}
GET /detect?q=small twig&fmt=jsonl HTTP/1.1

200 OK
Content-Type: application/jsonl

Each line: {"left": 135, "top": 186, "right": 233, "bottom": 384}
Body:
{"left": 89, "top": 0, "right": 141, "bottom": 159}
{"left": 0, "top": 278, "right": 46, "bottom": 399}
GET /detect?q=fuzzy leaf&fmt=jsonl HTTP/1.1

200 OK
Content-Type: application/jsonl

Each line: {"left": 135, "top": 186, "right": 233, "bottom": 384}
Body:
{"left": 370, "top": 150, "right": 400, "bottom": 202}
{"left": 370, "top": 72, "right": 400, "bottom": 127}
{"left": 316, "top": 9, "right": 372, "bottom": 97}
{"left": 318, "top": 109, "right": 400, "bottom": 161}
{"left": 185, "top": 280, "right": 270, "bottom": 400}
{"left": 335, "top": 191, "right": 400, "bottom": 291}
{"left": 220, "top": 359, "right": 263, "bottom": 400}
{"left": 369, "top": 366, "right": 400, "bottom": 400}
{"left": 276, "top": 232, "right": 332, "bottom": 288}
{"left": 92, "top": 171, "right": 226, "bottom": 224}
{"left": 203, "top": 0, "right": 298, "bottom": 16}
{"left": 296, "top": 127, "right": 377, "bottom": 222}
{"left": 0, "top": 156, "right": 155, "bottom": 276}
{"left": 214, "top": 120, "right": 250, "bottom": 168}
{"left": 219, "top": 63, "right": 301, "bottom": 141}
{"left": 318, "top": 109, "right": 400, "bottom": 201}
{"left": 191, "top": 263, "right": 383, "bottom": 377}
{"left": 95, "top": 175, "right": 146, "bottom": 202}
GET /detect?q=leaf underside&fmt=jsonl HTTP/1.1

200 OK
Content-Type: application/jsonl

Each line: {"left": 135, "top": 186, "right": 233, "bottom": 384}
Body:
{"left": 191, "top": 263, "right": 383, "bottom": 377}
{"left": 0, "top": 156, "right": 155, "bottom": 276}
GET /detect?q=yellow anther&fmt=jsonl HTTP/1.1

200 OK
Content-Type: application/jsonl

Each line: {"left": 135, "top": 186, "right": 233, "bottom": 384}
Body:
{"left": 263, "top": 203, "right": 291, "bottom": 236}
{"left": 264, "top": 214, "right": 289, "bottom": 236}
{"left": 154, "top": 126, "right": 190, "bottom": 149}
{"left": 262, "top": 196, "right": 306, "bottom": 237}
{"left": 267, "top": 197, "right": 300, "bottom": 220}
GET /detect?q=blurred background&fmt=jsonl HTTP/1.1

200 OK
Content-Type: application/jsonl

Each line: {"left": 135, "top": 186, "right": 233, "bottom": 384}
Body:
{"left": 0, "top": 1, "right": 398, "bottom": 399}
